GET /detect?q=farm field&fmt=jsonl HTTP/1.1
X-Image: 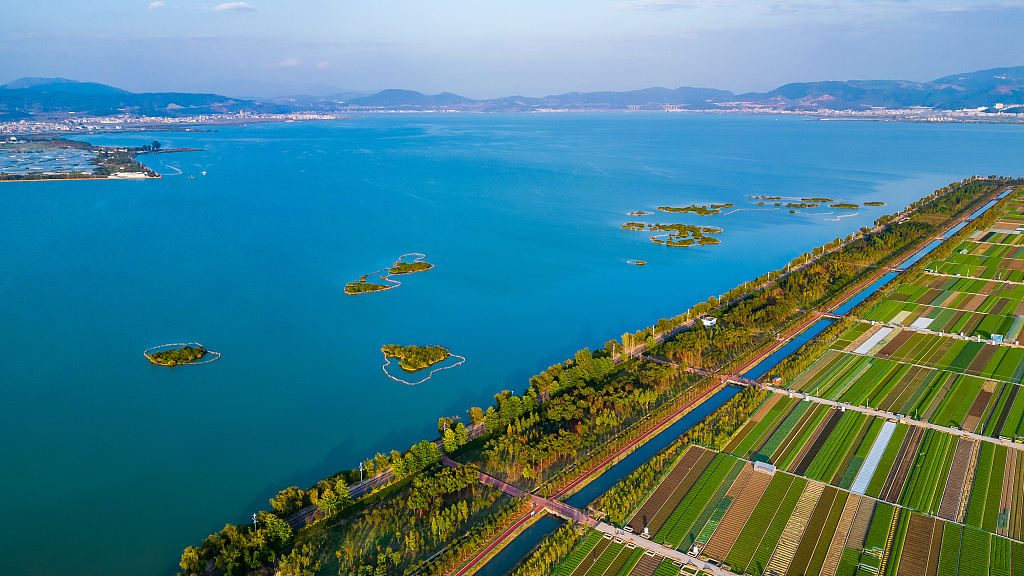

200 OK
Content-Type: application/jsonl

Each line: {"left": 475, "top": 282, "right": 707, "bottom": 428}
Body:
{"left": 785, "top": 327, "right": 1023, "bottom": 435}
{"left": 564, "top": 188, "right": 1024, "bottom": 576}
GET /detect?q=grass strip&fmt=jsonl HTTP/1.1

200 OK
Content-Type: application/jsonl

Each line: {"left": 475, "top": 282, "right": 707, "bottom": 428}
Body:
{"left": 965, "top": 441, "right": 995, "bottom": 528}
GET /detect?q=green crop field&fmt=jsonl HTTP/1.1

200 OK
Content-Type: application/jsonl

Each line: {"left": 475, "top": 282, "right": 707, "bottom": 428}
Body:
{"left": 886, "top": 509, "right": 911, "bottom": 576}
{"left": 931, "top": 375, "right": 986, "bottom": 428}
{"left": 965, "top": 441, "right": 995, "bottom": 529}
{"left": 803, "top": 411, "right": 867, "bottom": 482}
{"left": 582, "top": 542, "right": 623, "bottom": 576}
{"left": 1000, "top": 391, "right": 1024, "bottom": 438}
{"left": 654, "top": 455, "right": 737, "bottom": 547}
{"left": 675, "top": 460, "right": 744, "bottom": 552}
{"left": 1012, "top": 541, "right": 1024, "bottom": 575}
{"left": 650, "top": 559, "right": 677, "bottom": 576}
{"left": 614, "top": 550, "right": 642, "bottom": 576}
{"left": 983, "top": 444, "right": 1008, "bottom": 533}
{"left": 754, "top": 401, "right": 810, "bottom": 463}
{"left": 740, "top": 477, "right": 807, "bottom": 576}
{"left": 991, "top": 535, "right": 1012, "bottom": 576}
{"left": 899, "top": 429, "right": 957, "bottom": 514}
{"left": 554, "top": 531, "right": 602, "bottom": 576}
{"left": 937, "top": 522, "right": 961, "bottom": 576}
{"left": 958, "top": 526, "right": 991, "bottom": 576}
{"left": 723, "top": 473, "right": 794, "bottom": 571}
{"left": 731, "top": 397, "right": 797, "bottom": 459}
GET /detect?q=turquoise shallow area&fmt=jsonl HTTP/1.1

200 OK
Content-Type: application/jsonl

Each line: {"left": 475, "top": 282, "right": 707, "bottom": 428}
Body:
{"left": 1, "top": 114, "right": 1022, "bottom": 576}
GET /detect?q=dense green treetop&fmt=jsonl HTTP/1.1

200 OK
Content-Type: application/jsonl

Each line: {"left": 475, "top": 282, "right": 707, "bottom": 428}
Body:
{"left": 146, "top": 345, "right": 207, "bottom": 366}
{"left": 382, "top": 345, "right": 451, "bottom": 372}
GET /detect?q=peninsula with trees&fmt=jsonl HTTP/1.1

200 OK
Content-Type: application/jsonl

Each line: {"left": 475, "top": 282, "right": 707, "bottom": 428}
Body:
{"left": 0, "top": 136, "right": 200, "bottom": 181}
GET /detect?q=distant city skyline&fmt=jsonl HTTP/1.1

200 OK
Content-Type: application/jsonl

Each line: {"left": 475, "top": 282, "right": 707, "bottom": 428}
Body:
{"left": 3, "top": 0, "right": 1024, "bottom": 99}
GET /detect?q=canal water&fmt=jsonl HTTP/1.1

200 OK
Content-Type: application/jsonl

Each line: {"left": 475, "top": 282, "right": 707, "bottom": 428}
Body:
{"left": 473, "top": 385, "right": 741, "bottom": 576}
{"left": 741, "top": 319, "right": 835, "bottom": 380}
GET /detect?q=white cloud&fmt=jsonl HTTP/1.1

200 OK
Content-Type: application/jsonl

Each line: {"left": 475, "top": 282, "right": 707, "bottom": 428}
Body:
{"left": 212, "top": 2, "right": 257, "bottom": 11}
{"left": 316, "top": 61, "right": 331, "bottom": 69}
{"left": 277, "top": 58, "right": 300, "bottom": 67}
{"left": 149, "top": 1, "right": 165, "bottom": 7}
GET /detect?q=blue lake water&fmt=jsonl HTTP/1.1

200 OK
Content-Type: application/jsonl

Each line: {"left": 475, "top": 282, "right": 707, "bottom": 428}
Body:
{"left": 2, "top": 114, "right": 1024, "bottom": 576}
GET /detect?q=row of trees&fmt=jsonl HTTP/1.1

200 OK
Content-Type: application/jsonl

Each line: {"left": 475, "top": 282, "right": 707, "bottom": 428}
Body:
{"left": 687, "top": 387, "right": 770, "bottom": 450}
{"left": 323, "top": 465, "right": 507, "bottom": 576}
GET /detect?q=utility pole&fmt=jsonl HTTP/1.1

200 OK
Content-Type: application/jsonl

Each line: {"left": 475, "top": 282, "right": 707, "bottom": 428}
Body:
{"left": 359, "top": 461, "right": 364, "bottom": 482}
{"left": 253, "top": 513, "right": 258, "bottom": 532}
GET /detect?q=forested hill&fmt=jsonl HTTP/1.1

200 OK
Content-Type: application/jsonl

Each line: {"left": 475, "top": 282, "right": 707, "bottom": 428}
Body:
{"left": 4, "top": 65, "right": 1024, "bottom": 118}
{"left": 0, "top": 77, "right": 289, "bottom": 120}
{"left": 332, "top": 66, "right": 1024, "bottom": 111}
{"left": 734, "top": 66, "right": 1024, "bottom": 110}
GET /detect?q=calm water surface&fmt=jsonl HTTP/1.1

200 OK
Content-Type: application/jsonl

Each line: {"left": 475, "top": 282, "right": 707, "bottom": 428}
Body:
{"left": 2, "top": 114, "right": 1023, "bottom": 576}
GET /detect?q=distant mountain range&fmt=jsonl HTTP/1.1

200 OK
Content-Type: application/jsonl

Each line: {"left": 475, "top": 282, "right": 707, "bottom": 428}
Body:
{"left": 3, "top": 66, "right": 1024, "bottom": 120}
{"left": 0, "top": 77, "right": 289, "bottom": 121}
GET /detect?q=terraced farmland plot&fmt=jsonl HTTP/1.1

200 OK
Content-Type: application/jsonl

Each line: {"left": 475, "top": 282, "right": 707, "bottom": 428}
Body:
{"left": 722, "top": 473, "right": 801, "bottom": 573}
{"left": 568, "top": 538, "right": 612, "bottom": 576}
{"left": 893, "top": 513, "right": 940, "bottom": 576}
{"left": 555, "top": 531, "right": 603, "bottom": 576}
{"left": 725, "top": 394, "right": 790, "bottom": 458}
{"left": 582, "top": 541, "right": 625, "bottom": 576}
{"left": 651, "top": 450, "right": 741, "bottom": 545}
{"left": 625, "top": 446, "right": 712, "bottom": 534}
{"left": 664, "top": 458, "right": 745, "bottom": 551}
{"left": 701, "top": 469, "right": 774, "bottom": 562}
{"left": 898, "top": 429, "right": 958, "bottom": 515}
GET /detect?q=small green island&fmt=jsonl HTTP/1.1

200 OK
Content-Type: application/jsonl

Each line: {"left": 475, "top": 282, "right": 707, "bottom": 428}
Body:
{"left": 389, "top": 261, "right": 433, "bottom": 275}
{"left": 864, "top": 201, "right": 886, "bottom": 206}
{"left": 623, "top": 221, "right": 722, "bottom": 246}
{"left": 786, "top": 202, "right": 820, "bottom": 208}
{"left": 802, "top": 197, "right": 834, "bottom": 202}
{"left": 830, "top": 203, "right": 860, "bottom": 209}
{"left": 345, "top": 275, "right": 392, "bottom": 294}
{"left": 146, "top": 345, "right": 208, "bottom": 366}
{"left": 381, "top": 345, "right": 450, "bottom": 373}
{"left": 658, "top": 203, "right": 734, "bottom": 215}
{"left": 750, "top": 195, "right": 782, "bottom": 200}
{"left": 345, "top": 253, "right": 432, "bottom": 295}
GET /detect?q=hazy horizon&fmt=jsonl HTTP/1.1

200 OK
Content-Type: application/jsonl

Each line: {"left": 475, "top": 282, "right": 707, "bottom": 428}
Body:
{"left": 3, "top": 0, "right": 1024, "bottom": 100}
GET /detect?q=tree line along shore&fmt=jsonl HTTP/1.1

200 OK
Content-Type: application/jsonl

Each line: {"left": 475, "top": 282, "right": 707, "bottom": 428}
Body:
{"left": 176, "top": 175, "right": 1020, "bottom": 576}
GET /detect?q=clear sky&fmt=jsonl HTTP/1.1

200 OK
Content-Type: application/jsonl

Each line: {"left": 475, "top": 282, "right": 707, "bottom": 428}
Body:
{"left": 2, "top": 0, "right": 1024, "bottom": 98}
